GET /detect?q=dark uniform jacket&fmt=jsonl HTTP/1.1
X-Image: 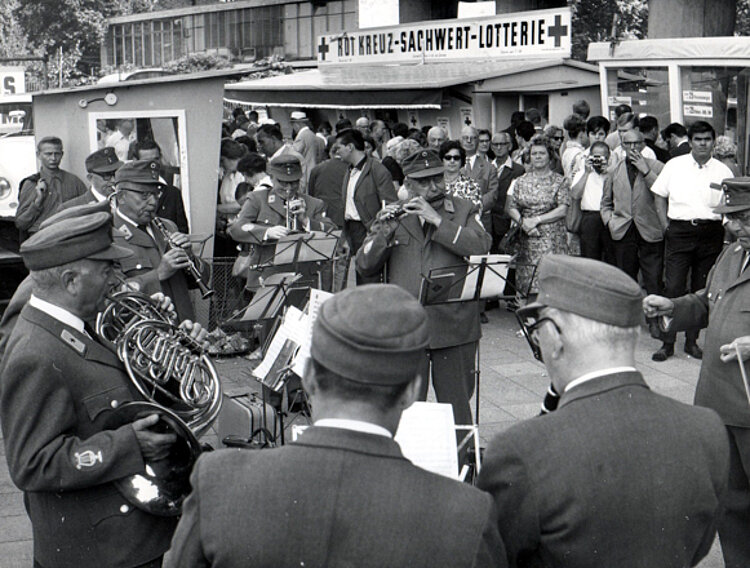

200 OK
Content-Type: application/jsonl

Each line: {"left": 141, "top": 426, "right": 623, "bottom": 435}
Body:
{"left": 600, "top": 157, "right": 665, "bottom": 243}
{"left": 157, "top": 185, "right": 190, "bottom": 234}
{"left": 112, "top": 210, "right": 194, "bottom": 321}
{"left": 477, "top": 371, "right": 729, "bottom": 568}
{"left": 59, "top": 188, "right": 100, "bottom": 210}
{"left": 356, "top": 196, "right": 491, "bottom": 350}
{"left": 341, "top": 156, "right": 397, "bottom": 227}
{"left": 0, "top": 305, "right": 176, "bottom": 567}
{"left": 671, "top": 243, "right": 750, "bottom": 427}
{"left": 308, "top": 158, "right": 349, "bottom": 228}
{"left": 164, "top": 426, "right": 506, "bottom": 568}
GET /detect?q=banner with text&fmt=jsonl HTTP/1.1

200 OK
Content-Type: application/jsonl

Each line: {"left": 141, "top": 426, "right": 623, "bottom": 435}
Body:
{"left": 316, "top": 7, "right": 571, "bottom": 65}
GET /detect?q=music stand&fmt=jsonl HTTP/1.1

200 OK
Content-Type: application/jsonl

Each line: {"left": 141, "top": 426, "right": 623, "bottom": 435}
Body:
{"left": 419, "top": 256, "right": 513, "bottom": 426}
{"left": 270, "top": 230, "right": 340, "bottom": 290}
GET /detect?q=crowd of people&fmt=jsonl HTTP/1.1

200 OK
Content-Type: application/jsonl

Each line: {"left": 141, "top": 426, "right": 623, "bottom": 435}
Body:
{"left": 1, "top": 98, "right": 750, "bottom": 568}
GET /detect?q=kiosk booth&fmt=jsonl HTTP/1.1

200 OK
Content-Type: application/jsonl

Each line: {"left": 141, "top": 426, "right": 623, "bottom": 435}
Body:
{"left": 588, "top": 37, "right": 750, "bottom": 174}
{"left": 224, "top": 7, "right": 602, "bottom": 137}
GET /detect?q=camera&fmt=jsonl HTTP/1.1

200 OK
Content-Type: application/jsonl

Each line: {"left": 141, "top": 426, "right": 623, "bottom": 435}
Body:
{"left": 591, "top": 155, "right": 607, "bottom": 168}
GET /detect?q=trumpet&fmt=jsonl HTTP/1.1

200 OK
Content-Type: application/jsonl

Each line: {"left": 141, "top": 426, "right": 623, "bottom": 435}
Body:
{"left": 285, "top": 198, "right": 304, "bottom": 232}
{"left": 152, "top": 217, "right": 214, "bottom": 299}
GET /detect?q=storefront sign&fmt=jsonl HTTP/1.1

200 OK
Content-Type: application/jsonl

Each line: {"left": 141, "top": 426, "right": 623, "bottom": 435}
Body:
{"left": 317, "top": 7, "right": 571, "bottom": 65}
{"left": 683, "top": 90, "right": 713, "bottom": 104}
{"left": 683, "top": 104, "right": 713, "bottom": 118}
{"left": 0, "top": 67, "right": 25, "bottom": 95}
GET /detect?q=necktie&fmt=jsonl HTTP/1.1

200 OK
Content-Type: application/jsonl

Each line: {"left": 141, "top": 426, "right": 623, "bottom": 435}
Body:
{"left": 741, "top": 252, "right": 750, "bottom": 276}
{"left": 83, "top": 321, "right": 98, "bottom": 342}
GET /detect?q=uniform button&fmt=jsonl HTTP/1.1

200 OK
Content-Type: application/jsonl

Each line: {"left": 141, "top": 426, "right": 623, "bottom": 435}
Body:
{"left": 120, "top": 504, "right": 130, "bottom": 514}
{"left": 110, "top": 400, "right": 119, "bottom": 408}
{"left": 135, "top": 263, "right": 143, "bottom": 269}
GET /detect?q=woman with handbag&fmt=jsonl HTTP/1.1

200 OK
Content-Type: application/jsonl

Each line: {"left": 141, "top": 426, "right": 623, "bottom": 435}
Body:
{"left": 505, "top": 134, "right": 570, "bottom": 303}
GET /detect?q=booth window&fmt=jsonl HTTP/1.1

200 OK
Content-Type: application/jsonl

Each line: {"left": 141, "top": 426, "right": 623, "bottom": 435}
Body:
{"left": 680, "top": 66, "right": 741, "bottom": 141}
{"left": 606, "top": 67, "right": 670, "bottom": 127}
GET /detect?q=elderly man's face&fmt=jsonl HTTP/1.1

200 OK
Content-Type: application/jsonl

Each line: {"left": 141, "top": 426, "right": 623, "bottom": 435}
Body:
{"left": 273, "top": 176, "right": 300, "bottom": 200}
{"left": 491, "top": 134, "right": 512, "bottom": 160}
{"left": 461, "top": 128, "right": 478, "bottom": 153}
{"left": 407, "top": 174, "right": 445, "bottom": 202}
{"left": 73, "top": 259, "right": 119, "bottom": 320}
{"left": 117, "top": 184, "right": 161, "bottom": 225}
{"left": 621, "top": 130, "right": 645, "bottom": 162}
{"left": 428, "top": 129, "right": 446, "bottom": 149}
{"left": 726, "top": 209, "right": 750, "bottom": 250}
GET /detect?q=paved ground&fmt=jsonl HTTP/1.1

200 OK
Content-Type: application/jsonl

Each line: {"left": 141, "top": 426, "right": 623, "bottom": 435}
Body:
{"left": 0, "top": 307, "right": 725, "bottom": 567}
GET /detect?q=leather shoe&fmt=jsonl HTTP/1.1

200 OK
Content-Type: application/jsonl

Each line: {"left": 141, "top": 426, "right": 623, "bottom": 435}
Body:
{"left": 480, "top": 312, "right": 489, "bottom": 324}
{"left": 652, "top": 344, "right": 674, "bottom": 362}
{"left": 684, "top": 343, "right": 703, "bottom": 359}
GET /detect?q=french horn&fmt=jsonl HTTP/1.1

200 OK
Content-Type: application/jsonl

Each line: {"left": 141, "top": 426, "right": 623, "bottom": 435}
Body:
{"left": 97, "top": 291, "right": 222, "bottom": 516}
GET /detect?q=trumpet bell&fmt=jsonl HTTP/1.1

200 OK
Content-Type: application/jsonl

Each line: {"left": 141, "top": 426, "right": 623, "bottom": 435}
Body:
{"left": 103, "top": 401, "right": 201, "bottom": 517}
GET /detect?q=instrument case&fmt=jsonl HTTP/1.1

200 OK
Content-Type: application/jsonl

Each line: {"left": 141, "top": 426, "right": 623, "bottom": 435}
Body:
{"left": 217, "top": 392, "right": 282, "bottom": 448}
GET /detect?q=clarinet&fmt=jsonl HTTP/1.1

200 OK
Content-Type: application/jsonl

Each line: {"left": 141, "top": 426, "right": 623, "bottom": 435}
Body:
{"left": 152, "top": 217, "right": 214, "bottom": 299}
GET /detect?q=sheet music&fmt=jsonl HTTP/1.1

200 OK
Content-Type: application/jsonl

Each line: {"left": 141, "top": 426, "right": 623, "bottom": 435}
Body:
{"left": 291, "top": 289, "right": 334, "bottom": 377}
{"left": 460, "top": 254, "right": 511, "bottom": 300}
{"left": 252, "top": 306, "right": 308, "bottom": 382}
{"left": 394, "top": 402, "right": 460, "bottom": 479}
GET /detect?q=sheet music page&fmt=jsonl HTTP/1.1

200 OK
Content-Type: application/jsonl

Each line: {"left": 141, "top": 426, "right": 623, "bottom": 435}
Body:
{"left": 291, "top": 289, "right": 334, "bottom": 377}
{"left": 252, "top": 307, "right": 308, "bottom": 381}
{"left": 394, "top": 402, "right": 459, "bottom": 479}
{"left": 460, "top": 254, "right": 511, "bottom": 300}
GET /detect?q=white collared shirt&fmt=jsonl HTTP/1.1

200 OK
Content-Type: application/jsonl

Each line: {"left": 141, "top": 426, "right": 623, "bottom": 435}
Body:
{"left": 494, "top": 156, "right": 513, "bottom": 176}
{"left": 579, "top": 170, "right": 607, "bottom": 212}
{"left": 89, "top": 185, "right": 107, "bottom": 203}
{"left": 466, "top": 154, "right": 478, "bottom": 170}
{"left": 29, "top": 294, "right": 87, "bottom": 335}
{"left": 314, "top": 418, "right": 392, "bottom": 438}
{"left": 564, "top": 366, "right": 638, "bottom": 393}
{"left": 344, "top": 164, "right": 364, "bottom": 221}
{"left": 650, "top": 154, "right": 731, "bottom": 220}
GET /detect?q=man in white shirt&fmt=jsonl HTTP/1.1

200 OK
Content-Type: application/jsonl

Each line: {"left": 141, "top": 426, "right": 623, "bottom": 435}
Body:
{"left": 166, "top": 284, "right": 506, "bottom": 568}
{"left": 649, "top": 120, "right": 733, "bottom": 361}
{"left": 478, "top": 254, "right": 729, "bottom": 568}
{"left": 105, "top": 118, "right": 135, "bottom": 162}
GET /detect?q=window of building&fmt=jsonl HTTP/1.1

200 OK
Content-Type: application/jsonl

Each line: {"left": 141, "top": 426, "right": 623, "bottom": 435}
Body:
{"left": 605, "top": 67, "right": 671, "bottom": 128}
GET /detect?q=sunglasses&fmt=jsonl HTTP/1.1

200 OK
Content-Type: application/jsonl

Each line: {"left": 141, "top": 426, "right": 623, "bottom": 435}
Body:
{"left": 552, "top": 136, "right": 564, "bottom": 141}
{"left": 443, "top": 154, "right": 462, "bottom": 162}
{"left": 515, "top": 305, "right": 561, "bottom": 362}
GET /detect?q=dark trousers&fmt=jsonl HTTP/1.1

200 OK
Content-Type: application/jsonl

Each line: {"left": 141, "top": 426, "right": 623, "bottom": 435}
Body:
{"left": 416, "top": 342, "right": 477, "bottom": 427}
{"left": 719, "top": 426, "right": 750, "bottom": 568}
{"left": 579, "top": 210, "right": 614, "bottom": 264}
{"left": 491, "top": 213, "right": 517, "bottom": 297}
{"left": 345, "top": 219, "right": 381, "bottom": 285}
{"left": 663, "top": 220, "right": 724, "bottom": 345}
{"left": 36, "top": 559, "right": 162, "bottom": 568}
{"left": 611, "top": 223, "right": 664, "bottom": 295}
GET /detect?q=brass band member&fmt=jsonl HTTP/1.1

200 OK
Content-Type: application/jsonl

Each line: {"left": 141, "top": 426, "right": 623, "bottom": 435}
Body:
{"left": 165, "top": 284, "right": 506, "bottom": 567}
{"left": 227, "top": 155, "right": 335, "bottom": 286}
{"left": 356, "top": 149, "right": 491, "bottom": 427}
{"left": 112, "top": 160, "right": 196, "bottom": 321}
{"left": 0, "top": 212, "right": 206, "bottom": 568}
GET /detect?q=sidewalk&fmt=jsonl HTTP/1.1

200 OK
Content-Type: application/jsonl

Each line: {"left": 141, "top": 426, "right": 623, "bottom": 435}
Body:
{"left": 0, "top": 308, "right": 723, "bottom": 567}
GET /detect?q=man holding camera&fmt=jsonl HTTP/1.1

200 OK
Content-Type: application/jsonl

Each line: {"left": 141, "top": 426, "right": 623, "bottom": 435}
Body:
{"left": 600, "top": 129, "right": 666, "bottom": 301}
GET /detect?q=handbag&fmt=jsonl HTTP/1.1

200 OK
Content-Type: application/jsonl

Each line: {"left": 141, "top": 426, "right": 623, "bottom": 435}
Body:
{"left": 498, "top": 216, "right": 522, "bottom": 254}
{"left": 565, "top": 198, "right": 583, "bottom": 234}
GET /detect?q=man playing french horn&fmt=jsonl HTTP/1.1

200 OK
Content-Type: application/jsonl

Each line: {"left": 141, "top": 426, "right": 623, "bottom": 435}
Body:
{"left": 0, "top": 211, "right": 209, "bottom": 568}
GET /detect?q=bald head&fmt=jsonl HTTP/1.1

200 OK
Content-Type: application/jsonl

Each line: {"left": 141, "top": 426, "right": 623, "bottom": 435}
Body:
{"left": 427, "top": 126, "right": 447, "bottom": 150}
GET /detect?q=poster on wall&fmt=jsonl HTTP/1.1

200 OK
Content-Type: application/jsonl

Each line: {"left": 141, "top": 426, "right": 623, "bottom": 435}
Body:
{"left": 436, "top": 116, "right": 451, "bottom": 138}
{"left": 407, "top": 111, "right": 420, "bottom": 128}
{"left": 460, "top": 107, "right": 474, "bottom": 126}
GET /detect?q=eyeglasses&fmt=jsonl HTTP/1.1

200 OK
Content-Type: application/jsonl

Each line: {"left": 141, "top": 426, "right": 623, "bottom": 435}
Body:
{"left": 492, "top": 142, "right": 511, "bottom": 147}
{"left": 443, "top": 154, "right": 462, "bottom": 162}
{"left": 621, "top": 141, "right": 643, "bottom": 147}
{"left": 552, "top": 136, "right": 564, "bottom": 141}
{"left": 478, "top": 139, "right": 491, "bottom": 144}
{"left": 411, "top": 176, "right": 445, "bottom": 190}
{"left": 96, "top": 172, "right": 117, "bottom": 181}
{"left": 119, "top": 188, "right": 163, "bottom": 201}
{"left": 515, "top": 305, "right": 561, "bottom": 362}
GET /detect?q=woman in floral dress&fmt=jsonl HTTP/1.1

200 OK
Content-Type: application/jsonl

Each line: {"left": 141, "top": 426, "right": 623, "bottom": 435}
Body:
{"left": 505, "top": 134, "right": 570, "bottom": 300}
{"left": 438, "top": 140, "right": 482, "bottom": 208}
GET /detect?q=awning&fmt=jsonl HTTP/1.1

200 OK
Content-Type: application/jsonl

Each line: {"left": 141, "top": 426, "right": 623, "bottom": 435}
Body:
{"left": 224, "top": 60, "right": 574, "bottom": 109}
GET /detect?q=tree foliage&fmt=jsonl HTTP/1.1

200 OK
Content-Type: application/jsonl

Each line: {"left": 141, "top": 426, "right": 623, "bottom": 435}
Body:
{"left": 569, "top": 0, "right": 648, "bottom": 61}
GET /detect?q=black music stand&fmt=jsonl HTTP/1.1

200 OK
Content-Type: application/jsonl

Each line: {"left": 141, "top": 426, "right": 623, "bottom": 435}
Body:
{"left": 268, "top": 230, "right": 340, "bottom": 290}
{"left": 419, "top": 256, "right": 513, "bottom": 426}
